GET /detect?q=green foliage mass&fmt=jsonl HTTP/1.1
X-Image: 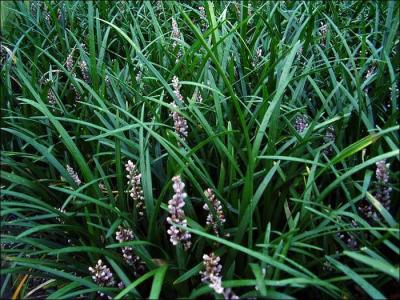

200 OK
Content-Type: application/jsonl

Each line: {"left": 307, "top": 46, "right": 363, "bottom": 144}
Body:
{"left": 1, "top": 1, "right": 399, "bottom": 299}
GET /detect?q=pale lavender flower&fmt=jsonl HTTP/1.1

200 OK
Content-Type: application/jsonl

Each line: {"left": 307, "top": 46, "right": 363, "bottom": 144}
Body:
{"left": 43, "top": 4, "right": 51, "bottom": 24}
{"left": 47, "top": 89, "right": 56, "bottom": 108}
{"left": 256, "top": 47, "right": 262, "bottom": 59}
{"left": 170, "top": 77, "right": 188, "bottom": 143}
{"left": 200, "top": 253, "right": 224, "bottom": 294}
{"left": 167, "top": 175, "right": 191, "bottom": 250}
{"left": 125, "top": 160, "right": 145, "bottom": 216}
{"left": 55, "top": 207, "right": 66, "bottom": 223}
{"left": 375, "top": 160, "right": 390, "bottom": 184}
{"left": 105, "top": 75, "right": 110, "bottom": 86}
{"left": 66, "top": 164, "right": 81, "bottom": 186}
{"left": 66, "top": 53, "right": 74, "bottom": 72}
{"left": 171, "top": 18, "right": 180, "bottom": 49}
{"left": 252, "top": 47, "right": 263, "bottom": 67}
{"left": 323, "top": 260, "right": 334, "bottom": 272}
{"left": 88, "top": 259, "right": 115, "bottom": 287}
{"left": 79, "top": 60, "right": 90, "bottom": 83}
{"left": 203, "top": 188, "right": 226, "bottom": 236}
{"left": 136, "top": 70, "right": 142, "bottom": 84}
{"left": 115, "top": 225, "right": 134, "bottom": 243}
{"left": 80, "top": 43, "right": 87, "bottom": 52}
{"left": 193, "top": 90, "right": 203, "bottom": 103}
{"left": 296, "top": 46, "right": 304, "bottom": 63}
{"left": 72, "top": 84, "right": 81, "bottom": 102}
{"left": 294, "top": 115, "right": 309, "bottom": 133}
{"left": 319, "top": 22, "right": 328, "bottom": 47}
{"left": 223, "top": 288, "right": 239, "bottom": 300}
{"left": 115, "top": 226, "right": 144, "bottom": 275}
{"left": 65, "top": 50, "right": 82, "bottom": 103}
{"left": 336, "top": 231, "right": 358, "bottom": 250}
{"left": 171, "top": 18, "right": 182, "bottom": 61}
{"left": 323, "top": 125, "right": 335, "bottom": 155}
{"left": 172, "top": 76, "right": 184, "bottom": 103}
{"left": 196, "top": 92, "right": 203, "bottom": 103}
{"left": 199, "top": 6, "right": 208, "bottom": 31}
{"left": 365, "top": 66, "right": 376, "bottom": 80}
{"left": 373, "top": 160, "right": 392, "bottom": 213}
{"left": 374, "top": 187, "right": 392, "bottom": 215}
{"left": 358, "top": 200, "right": 377, "bottom": 221}
{"left": 336, "top": 220, "right": 358, "bottom": 250}
{"left": 364, "top": 64, "right": 376, "bottom": 94}
{"left": 171, "top": 103, "right": 188, "bottom": 143}
{"left": 358, "top": 160, "right": 392, "bottom": 221}
{"left": 199, "top": 6, "right": 206, "bottom": 19}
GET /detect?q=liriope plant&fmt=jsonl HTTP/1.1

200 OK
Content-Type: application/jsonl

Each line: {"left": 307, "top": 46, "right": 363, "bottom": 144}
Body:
{"left": 1, "top": 1, "right": 399, "bottom": 299}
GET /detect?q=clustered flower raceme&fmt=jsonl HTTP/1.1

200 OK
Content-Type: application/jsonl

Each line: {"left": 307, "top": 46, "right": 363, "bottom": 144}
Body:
{"left": 66, "top": 164, "right": 81, "bottom": 186}
{"left": 171, "top": 18, "right": 180, "bottom": 46}
{"left": 65, "top": 49, "right": 81, "bottom": 102}
{"left": 199, "top": 253, "right": 238, "bottom": 298}
{"left": 336, "top": 222, "right": 358, "bottom": 250}
{"left": 38, "top": 77, "right": 57, "bottom": 110}
{"left": 358, "top": 160, "right": 392, "bottom": 221}
{"left": 335, "top": 217, "right": 359, "bottom": 250}
{"left": 294, "top": 115, "right": 309, "bottom": 133}
{"left": 200, "top": 253, "right": 224, "bottom": 294}
{"left": 104, "top": 74, "right": 111, "bottom": 86}
{"left": 55, "top": 207, "right": 66, "bottom": 224}
{"left": 115, "top": 226, "right": 145, "bottom": 276}
{"left": 66, "top": 52, "right": 74, "bottom": 72}
{"left": 252, "top": 47, "right": 263, "bottom": 67}
{"left": 47, "top": 88, "right": 57, "bottom": 109}
{"left": 88, "top": 259, "right": 115, "bottom": 299}
{"left": 319, "top": 22, "right": 328, "bottom": 47}
{"left": 79, "top": 60, "right": 91, "bottom": 84}
{"left": 172, "top": 76, "right": 184, "bottom": 103}
{"left": 43, "top": 3, "right": 50, "bottom": 24}
{"left": 297, "top": 46, "right": 303, "bottom": 61}
{"left": 223, "top": 288, "right": 239, "bottom": 300}
{"left": 203, "top": 188, "right": 226, "bottom": 237}
{"left": 198, "top": 6, "right": 208, "bottom": 31}
{"left": 167, "top": 175, "right": 192, "bottom": 250}
{"left": 170, "top": 76, "right": 188, "bottom": 144}
{"left": 125, "top": 160, "right": 146, "bottom": 216}
{"left": 364, "top": 63, "right": 376, "bottom": 94}
{"left": 376, "top": 160, "right": 390, "bottom": 184}
{"left": 192, "top": 89, "right": 203, "bottom": 103}
{"left": 136, "top": 70, "right": 142, "bottom": 84}
{"left": 171, "top": 102, "right": 189, "bottom": 142}
{"left": 323, "top": 125, "right": 335, "bottom": 155}
{"left": 365, "top": 65, "right": 376, "bottom": 81}
{"left": 171, "top": 17, "right": 182, "bottom": 61}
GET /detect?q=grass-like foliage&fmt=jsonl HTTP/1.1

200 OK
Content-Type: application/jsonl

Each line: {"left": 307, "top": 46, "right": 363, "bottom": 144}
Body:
{"left": 1, "top": 1, "right": 399, "bottom": 299}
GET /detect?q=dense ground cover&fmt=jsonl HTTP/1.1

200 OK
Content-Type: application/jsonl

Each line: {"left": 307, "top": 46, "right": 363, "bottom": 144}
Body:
{"left": 1, "top": 1, "right": 399, "bottom": 299}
